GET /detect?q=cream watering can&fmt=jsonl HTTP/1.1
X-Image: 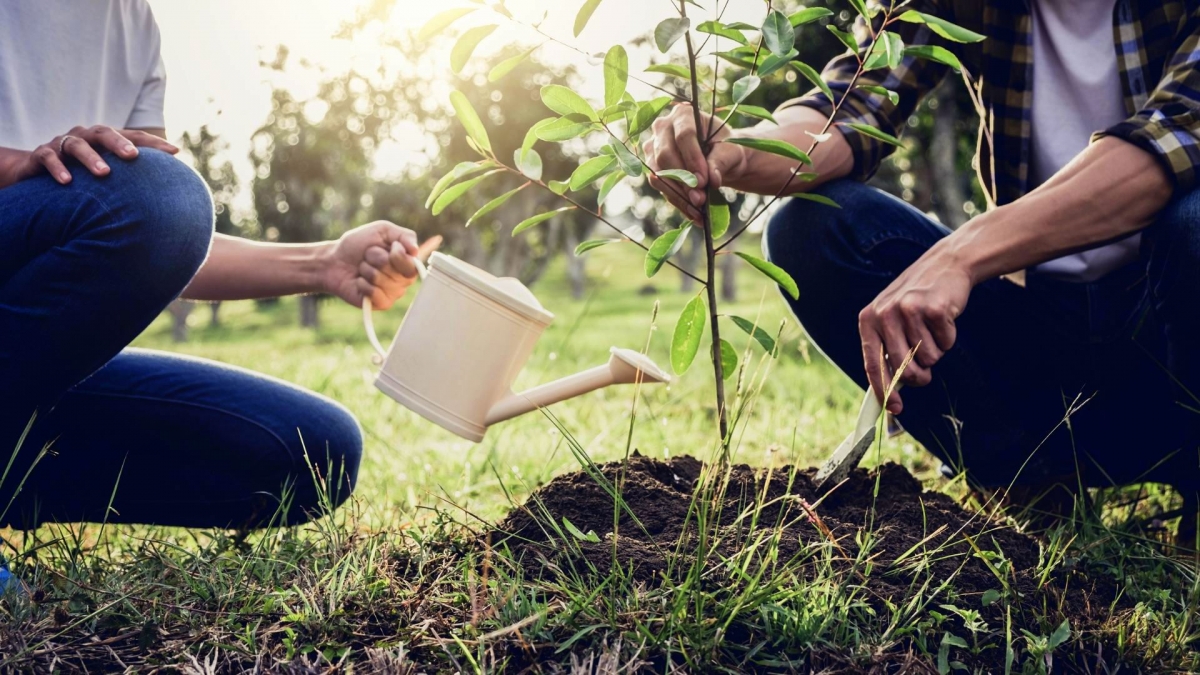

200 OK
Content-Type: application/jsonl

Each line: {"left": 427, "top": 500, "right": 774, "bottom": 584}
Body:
{"left": 362, "top": 252, "right": 671, "bottom": 442}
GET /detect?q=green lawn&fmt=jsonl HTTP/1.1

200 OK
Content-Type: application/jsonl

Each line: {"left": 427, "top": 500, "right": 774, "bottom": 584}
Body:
{"left": 132, "top": 245, "right": 925, "bottom": 525}
{"left": 2, "top": 244, "right": 1197, "bottom": 672}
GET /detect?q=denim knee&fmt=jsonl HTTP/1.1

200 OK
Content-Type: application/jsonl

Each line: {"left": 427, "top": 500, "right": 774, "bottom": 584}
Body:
{"left": 284, "top": 397, "right": 363, "bottom": 521}
{"left": 1146, "top": 187, "right": 1200, "bottom": 309}
{"left": 79, "top": 148, "right": 215, "bottom": 295}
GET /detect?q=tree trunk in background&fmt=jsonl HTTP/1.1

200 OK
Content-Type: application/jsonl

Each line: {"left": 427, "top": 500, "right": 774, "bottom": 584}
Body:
{"left": 930, "top": 83, "right": 969, "bottom": 229}
{"left": 459, "top": 225, "right": 487, "bottom": 269}
{"left": 168, "top": 300, "right": 193, "bottom": 343}
{"left": 564, "top": 225, "right": 586, "bottom": 300}
{"left": 678, "top": 233, "right": 700, "bottom": 293}
{"left": 299, "top": 295, "right": 320, "bottom": 328}
{"left": 720, "top": 251, "right": 737, "bottom": 302}
{"left": 210, "top": 302, "right": 222, "bottom": 327}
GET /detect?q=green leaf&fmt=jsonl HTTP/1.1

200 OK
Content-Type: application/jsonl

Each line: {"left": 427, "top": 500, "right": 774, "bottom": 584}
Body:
{"left": 827, "top": 24, "right": 859, "bottom": 53}
{"left": 575, "top": 238, "right": 621, "bottom": 256}
{"left": 562, "top": 516, "right": 601, "bottom": 543}
{"left": 656, "top": 169, "right": 698, "bottom": 187}
{"left": 417, "top": 7, "right": 477, "bottom": 42}
{"left": 791, "top": 61, "right": 833, "bottom": 101}
{"left": 788, "top": 7, "right": 833, "bottom": 26}
{"left": 732, "top": 75, "right": 760, "bottom": 103}
{"left": 725, "top": 137, "right": 811, "bottom": 164}
{"left": 758, "top": 48, "right": 798, "bottom": 77}
{"left": 432, "top": 169, "right": 501, "bottom": 216}
{"left": 603, "top": 46, "right": 629, "bottom": 108}
{"left": 722, "top": 104, "right": 776, "bottom": 124}
{"left": 522, "top": 119, "right": 552, "bottom": 157}
{"left": 843, "top": 122, "right": 903, "bottom": 147}
{"left": 573, "top": 0, "right": 604, "bottom": 37}
{"left": 536, "top": 114, "right": 595, "bottom": 142}
{"left": 569, "top": 156, "right": 618, "bottom": 191}
{"left": 610, "top": 142, "right": 642, "bottom": 177}
{"left": 762, "top": 10, "right": 795, "bottom": 56}
{"left": 847, "top": 0, "right": 869, "bottom": 19}
{"left": 793, "top": 192, "right": 840, "bottom": 208}
{"left": 449, "top": 90, "right": 492, "bottom": 154}
{"left": 980, "top": 589, "right": 1002, "bottom": 607}
{"left": 1048, "top": 619, "right": 1071, "bottom": 650}
{"left": 730, "top": 315, "right": 777, "bottom": 354}
{"left": 541, "top": 84, "right": 597, "bottom": 120}
{"left": 709, "top": 202, "right": 730, "bottom": 238}
{"left": 903, "top": 44, "right": 963, "bottom": 71}
{"left": 513, "top": 206, "right": 575, "bottom": 235}
{"left": 725, "top": 21, "right": 758, "bottom": 31}
{"left": 466, "top": 183, "right": 526, "bottom": 227}
{"left": 644, "top": 63, "right": 692, "bottom": 79}
{"left": 645, "top": 225, "right": 691, "bottom": 277}
{"left": 859, "top": 84, "right": 899, "bottom": 105}
{"left": 451, "top": 24, "right": 497, "bottom": 74}
{"left": 864, "top": 31, "right": 904, "bottom": 70}
{"left": 513, "top": 148, "right": 543, "bottom": 181}
{"left": 489, "top": 44, "right": 540, "bottom": 82}
{"left": 671, "top": 294, "right": 707, "bottom": 374}
{"left": 599, "top": 100, "right": 637, "bottom": 123}
{"left": 654, "top": 17, "right": 690, "bottom": 53}
{"left": 426, "top": 161, "right": 491, "bottom": 208}
{"left": 696, "top": 20, "right": 747, "bottom": 44}
{"left": 735, "top": 251, "right": 798, "bottom": 299}
{"left": 718, "top": 339, "right": 738, "bottom": 379}
{"left": 630, "top": 97, "right": 673, "bottom": 136}
{"left": 548, "top": 180, "right": 569, "bottom": 195}
{"left": 897, "top": 10, "right": 985, "bottom": 43}
{"left": 597, "top": 171, "right": 624, "bottom": 207}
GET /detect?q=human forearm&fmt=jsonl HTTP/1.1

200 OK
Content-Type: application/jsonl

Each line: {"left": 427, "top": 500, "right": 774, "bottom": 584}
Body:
{"left": 721, "top": 105, "right": 856, "bottom": 196}
{"left": 936, "top": 137, "right": 1173, "bottom": 284}
{"left": 181, "top": 234, "right": 333, "bottom": 301}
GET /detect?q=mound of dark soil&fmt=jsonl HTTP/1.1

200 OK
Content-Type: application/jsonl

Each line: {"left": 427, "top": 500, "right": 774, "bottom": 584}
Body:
{"left": 494, "top": 453, "right": 1123, "bottom": 670}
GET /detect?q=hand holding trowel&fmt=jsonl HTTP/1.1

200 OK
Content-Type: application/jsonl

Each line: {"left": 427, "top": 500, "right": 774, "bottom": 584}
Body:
{"left": 815, "top": 354, "right": 910, "bottom": 492}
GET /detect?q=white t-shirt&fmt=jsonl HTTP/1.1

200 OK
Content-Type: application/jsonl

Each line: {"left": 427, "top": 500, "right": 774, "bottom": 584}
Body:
{"left": 1029, "top": 0, "right": 1134, "bottom": 282}
{"left": 0, "top": 1, "right": 166, "bottom": 151}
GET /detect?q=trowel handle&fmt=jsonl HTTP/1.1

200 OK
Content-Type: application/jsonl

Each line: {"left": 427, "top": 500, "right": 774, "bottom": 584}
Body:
{"left": 362, "top": 257, "right": 428, "bottom": 363}
{"left": 853, "top": 383, "right": 903, "bottom": 440}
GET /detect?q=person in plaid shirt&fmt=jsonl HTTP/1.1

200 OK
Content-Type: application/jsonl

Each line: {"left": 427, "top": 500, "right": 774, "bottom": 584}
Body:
{"left": 646, "top": 0, "right": 1200, "bottom": 525}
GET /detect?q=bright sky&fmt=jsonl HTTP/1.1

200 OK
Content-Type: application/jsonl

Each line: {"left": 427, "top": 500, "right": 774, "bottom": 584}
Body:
{"left": 149, "top": 0, "right": 772, "bottom": 204}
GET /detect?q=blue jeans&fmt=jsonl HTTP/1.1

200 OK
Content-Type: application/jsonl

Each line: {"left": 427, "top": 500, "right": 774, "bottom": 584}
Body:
{"left": 0, "top": 149, "right": 362, "bottom": 529}
{"left": 765, "top": 180, "right": 1200, "bottom": 489}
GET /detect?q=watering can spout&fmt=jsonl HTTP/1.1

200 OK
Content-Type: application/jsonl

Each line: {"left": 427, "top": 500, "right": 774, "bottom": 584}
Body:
{"left": 484, "top": 348, "right": 671, "bottom": 426}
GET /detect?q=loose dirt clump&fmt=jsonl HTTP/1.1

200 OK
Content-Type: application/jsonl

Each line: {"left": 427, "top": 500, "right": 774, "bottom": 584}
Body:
{"left": 494, "top": 453, "right": 1123, "bottom": 671}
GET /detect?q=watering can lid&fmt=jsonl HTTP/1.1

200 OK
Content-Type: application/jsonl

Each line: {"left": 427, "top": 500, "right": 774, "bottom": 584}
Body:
{"left": 428, "top": 252, "right": 554, "bottom": 325}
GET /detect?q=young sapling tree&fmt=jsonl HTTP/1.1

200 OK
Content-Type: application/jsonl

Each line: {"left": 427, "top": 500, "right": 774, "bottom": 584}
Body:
{"left": 419, "top": 0, "right": 983, "bottom": 453}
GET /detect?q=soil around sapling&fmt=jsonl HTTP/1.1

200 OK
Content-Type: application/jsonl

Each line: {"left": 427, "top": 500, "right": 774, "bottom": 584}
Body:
{"left": 492, "top": 452, "right": 1124, "bottom": 671}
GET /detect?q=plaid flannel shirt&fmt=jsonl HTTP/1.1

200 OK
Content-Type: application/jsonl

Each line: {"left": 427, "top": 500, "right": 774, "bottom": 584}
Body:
{"left": 781, "top": 0, "right": 1200, "bottom": 206}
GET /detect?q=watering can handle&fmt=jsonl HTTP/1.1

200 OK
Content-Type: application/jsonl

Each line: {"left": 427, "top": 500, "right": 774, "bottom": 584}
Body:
{"left": 362, "top": 257, "right": 428, "bottom": 363}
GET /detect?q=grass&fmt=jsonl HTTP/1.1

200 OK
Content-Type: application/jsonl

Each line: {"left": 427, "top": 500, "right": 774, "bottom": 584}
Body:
{"left": 1, "top": 245, "right": 1198, "bottom": 672}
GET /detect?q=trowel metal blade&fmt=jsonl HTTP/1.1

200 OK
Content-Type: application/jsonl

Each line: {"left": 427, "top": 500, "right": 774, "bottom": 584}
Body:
{"left": 814, "top": 427, "right": 877, "bottom": 491}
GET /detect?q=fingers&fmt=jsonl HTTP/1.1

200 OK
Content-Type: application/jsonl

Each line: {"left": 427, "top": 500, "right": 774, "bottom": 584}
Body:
{"left": 118, "top": 129, "right": 180, "bottom": 154}
{"left": 356, "top": 277, "right": 391, "bottom": 310}
{"left": 387, "top": 241, "right": 419, "bottom": 279}
{"left": 859, "top": 317, "right": 897, "bottom": 413}
{"left": 33, "top": 145, "right": 71, "bottom": 184}
{"left": 416, "top": 234, "right": 443, "bottom": 261}
{"left": 62, "top": 135, "right": 110, "bottom": 176}
{"left": 87, "top": 126, "right": 139, "bottom": 160}
{"left": 672, "top": 109, "right": 709, "bottom": 190}
{"left": 647, "top": 113, "right": 703, "bottom": 220}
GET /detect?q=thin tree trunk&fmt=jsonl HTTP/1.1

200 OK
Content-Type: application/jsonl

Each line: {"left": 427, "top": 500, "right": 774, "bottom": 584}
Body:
{"left": 564, "top": 224, "right": 587, "bottom": 300}
{"left": 168, "top": 300, "right": 193, "bottom": 343}
{"left": 299, "top": 295, "right": 320, "bottom": 328}
{"left": 930, "top": 82, "right": 969, "bottom": 229}
{"left": 210, "top": 302, "right": 221, "bottom": 327}
{"left": 720, "top": 251, "right": 736, "bottom": 302}
{"left": 678, "top": 233, "right": 700, "bottom": 293}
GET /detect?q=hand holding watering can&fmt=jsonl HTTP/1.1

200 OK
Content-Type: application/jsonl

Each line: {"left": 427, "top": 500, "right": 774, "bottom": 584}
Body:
{"left": 363, "top": 250, "right": 671, "bottom": 442}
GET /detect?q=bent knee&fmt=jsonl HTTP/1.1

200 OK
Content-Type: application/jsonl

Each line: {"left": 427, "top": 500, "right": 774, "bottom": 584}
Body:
{"left": 92, "top": 149, "right": 215, "bottom": 287}
{"left": 285, "top": 399, "right": 363, "bottom": 519}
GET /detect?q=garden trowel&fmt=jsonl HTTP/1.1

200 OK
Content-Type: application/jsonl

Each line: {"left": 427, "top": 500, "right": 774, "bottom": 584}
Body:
{"left": 814, "top": 386, "right": 895, "bottom": 492}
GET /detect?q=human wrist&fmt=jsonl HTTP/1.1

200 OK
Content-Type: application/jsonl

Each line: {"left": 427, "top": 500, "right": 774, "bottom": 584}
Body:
{"left": 308, "top": 240, "right": 339, "bottom": 294}
{"left": 0, "top": 148, "right": 30, "bottom": 189}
